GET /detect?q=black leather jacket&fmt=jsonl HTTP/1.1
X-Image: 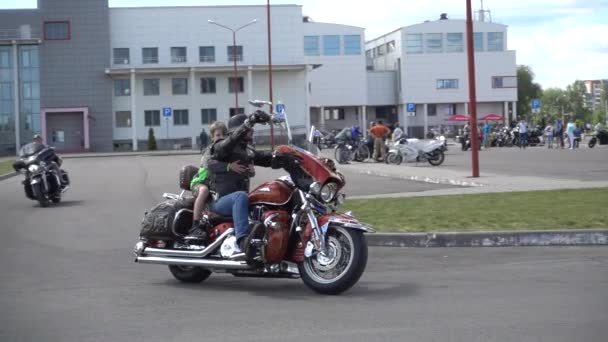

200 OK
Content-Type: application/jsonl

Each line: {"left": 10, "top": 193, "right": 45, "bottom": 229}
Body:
{"left": 207, "top": 122, "right": 275, "bottom": 198}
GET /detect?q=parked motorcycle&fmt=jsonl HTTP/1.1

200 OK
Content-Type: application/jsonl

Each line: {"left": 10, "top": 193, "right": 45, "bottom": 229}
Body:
{"left": 334, "top": 139, "right": 370, "bottom": 164}
{"left": 386, "top": 138, "right": 445, "bottom": 166}
{"left": 133, "top": 108, "right": 373, "bottom": 295}
{"left": 588, "top": 129, "right": 608, "bottom": 148}
{"left": 12, "top": 143, "right": 69, "bottom": 207}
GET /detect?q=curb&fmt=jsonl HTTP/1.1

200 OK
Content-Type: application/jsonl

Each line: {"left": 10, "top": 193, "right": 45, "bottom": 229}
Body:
{"left": 0, "top": 172, "right": 17, "bottom": 182}
{"left": 367, "top": 229, "right": 608, "bottom": 247}
{"left": 356, "top": 169, "right": 485, "bottom": 187}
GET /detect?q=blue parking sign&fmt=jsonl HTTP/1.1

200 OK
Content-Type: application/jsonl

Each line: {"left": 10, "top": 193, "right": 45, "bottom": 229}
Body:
{"left": 531, "top": 99, "right": 540, "bottom": 109}
{"left": 407, "top": 103, "right": 416, "bottom": 112}
{"left": 162, "top": 107, "right": 172, "bottom": 118}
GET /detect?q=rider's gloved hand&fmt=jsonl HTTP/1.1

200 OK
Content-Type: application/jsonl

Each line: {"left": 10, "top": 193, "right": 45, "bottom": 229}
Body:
{"left": 248, "top": 110, "right": 271, "bottom": 125}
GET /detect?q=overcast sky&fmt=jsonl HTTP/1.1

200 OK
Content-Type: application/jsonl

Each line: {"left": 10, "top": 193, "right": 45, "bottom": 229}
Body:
{"left": 3, "top": 0, "right": 607, "bottom": 89}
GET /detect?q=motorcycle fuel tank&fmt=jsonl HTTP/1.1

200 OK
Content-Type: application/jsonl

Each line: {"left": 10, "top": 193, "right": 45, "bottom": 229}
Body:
{"left": 248, "top": 180, "right": 293, "bottom": 206}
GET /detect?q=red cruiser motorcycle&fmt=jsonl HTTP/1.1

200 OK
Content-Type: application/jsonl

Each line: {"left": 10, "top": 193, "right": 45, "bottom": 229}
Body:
{"left": 133, "top": 107, "right": 374, "bottom": 295}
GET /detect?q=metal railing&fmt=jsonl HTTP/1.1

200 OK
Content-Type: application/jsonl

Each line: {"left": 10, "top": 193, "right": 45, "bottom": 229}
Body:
{"left": 112, "top": 57, "right": 130, "bottom": 65}
{"left": 199, "top": 55, "right": 215, "bottom": 62}
{"left": 227, "top": 54, "right": 243, "bottom": 62}
{"left": 171, "top": 56, "right": 187, "bottom": 63}
{"left": 143, "top": 56, "right": 158, "bottom": 64}
{"left": 0, "top": 28, "right": 40, "bottom": 40}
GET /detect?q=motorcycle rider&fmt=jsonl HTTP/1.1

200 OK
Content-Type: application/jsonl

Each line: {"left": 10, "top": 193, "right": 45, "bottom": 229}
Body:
{"left": 189, "top": 111, "right": 300, "bottom": 252}
{"left": 17, "top": 134, "right": 68, "bottom": 189}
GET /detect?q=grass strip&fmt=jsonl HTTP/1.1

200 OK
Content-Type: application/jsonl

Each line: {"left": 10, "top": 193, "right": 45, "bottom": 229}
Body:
{"left": 341, "top": 188, "right": 608, "bottom": 232}
{"left": 0, "top": 160, "right": 14, "bottom": 175}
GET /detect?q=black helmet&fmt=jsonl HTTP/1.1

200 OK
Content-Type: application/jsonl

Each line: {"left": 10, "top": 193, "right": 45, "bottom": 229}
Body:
{"left": 228, "top": 114, "right": 248, "bottom": 133}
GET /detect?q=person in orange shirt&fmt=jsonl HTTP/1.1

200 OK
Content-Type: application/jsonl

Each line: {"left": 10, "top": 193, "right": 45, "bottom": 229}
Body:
{"left": 369, "top": 120, "right": 390, "bottom": 162}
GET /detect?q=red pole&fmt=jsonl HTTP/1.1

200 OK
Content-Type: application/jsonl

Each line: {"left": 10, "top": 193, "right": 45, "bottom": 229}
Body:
{"left": 466, "top": 0, "right": 479, "bottom": 177}
{"left": 267, "top": 0, "right": 274, "bottom": 149}
{"left": 232, "top": 31, "right": 239, "bottom": 115}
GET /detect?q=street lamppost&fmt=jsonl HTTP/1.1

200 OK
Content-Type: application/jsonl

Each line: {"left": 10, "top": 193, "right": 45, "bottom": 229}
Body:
{"left": 208, "top": 19, "right": 257, "bottom": 116}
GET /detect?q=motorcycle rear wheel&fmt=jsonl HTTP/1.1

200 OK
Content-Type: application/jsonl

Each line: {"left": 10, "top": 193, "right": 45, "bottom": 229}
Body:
{"left": 169, "top": 265, "right": 212, "bottom": 283}
{"left": 299, "top": 226, "right": 368, "bottom": 295}
{"left": 354, "top": 145, "right": 370, "bottom": 162}
{"left": 588, "top": 138, "right": 596, "bottom": 148}
{"left": 427, "top": 150, "right": 445, "bottom": 166}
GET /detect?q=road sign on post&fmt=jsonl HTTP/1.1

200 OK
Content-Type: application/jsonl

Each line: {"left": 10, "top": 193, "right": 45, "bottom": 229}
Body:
{"left": 406, "top": 103, "right": 416, "bottom": 117}
{"left": 162, "top": 107, "right": 172, "bottom": 119}
{"left": 531, "top": 99, "right": 541, "bottom": 113}
{"left": 276, "top": 102, "right": 285, "bottom": 120}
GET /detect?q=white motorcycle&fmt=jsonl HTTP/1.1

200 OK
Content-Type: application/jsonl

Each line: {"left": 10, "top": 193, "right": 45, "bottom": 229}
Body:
{"left": 385, "top": 138, "right": 445, "bottom": 166}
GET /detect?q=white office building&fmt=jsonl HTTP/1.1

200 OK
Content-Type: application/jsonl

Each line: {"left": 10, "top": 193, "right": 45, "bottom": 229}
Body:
{"left": 366, "top": 13, "right": 517, "bottom": 137}
{"left": 105, "top": 6, "right": 518, "bottom": 149}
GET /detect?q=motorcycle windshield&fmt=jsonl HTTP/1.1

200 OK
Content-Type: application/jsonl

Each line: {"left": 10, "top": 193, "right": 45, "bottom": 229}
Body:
{"left": 275, "top": 144, "right": 345, "bottom": 191}
{"left": 19, "top": 142, "right": 44, "bottom": 158}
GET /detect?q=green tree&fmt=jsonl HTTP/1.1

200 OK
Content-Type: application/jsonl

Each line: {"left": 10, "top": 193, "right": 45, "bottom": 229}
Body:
{"left": 540, "top": 87, "right": 568, "bottom": 122}
{"left": 517, "top": 65, "right": 542, "bottom": 122}
{"left": 565, "top": 80, "right": 592, "bottom": 123}
{"left": 147, "top": 127, "right": 157, "bottom": 151}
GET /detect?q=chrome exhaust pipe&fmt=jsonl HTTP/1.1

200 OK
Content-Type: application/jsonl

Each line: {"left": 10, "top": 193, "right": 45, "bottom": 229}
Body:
{"left": 135, "top": 256, "right": 250, "bottom": 270}
{"left": 141, "top": 228, "right": 234, "bottom": 258}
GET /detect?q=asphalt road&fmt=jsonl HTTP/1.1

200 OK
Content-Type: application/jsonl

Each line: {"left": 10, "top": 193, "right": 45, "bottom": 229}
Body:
{"left": 0, "top": 155, "right": 607, "bottom": 341}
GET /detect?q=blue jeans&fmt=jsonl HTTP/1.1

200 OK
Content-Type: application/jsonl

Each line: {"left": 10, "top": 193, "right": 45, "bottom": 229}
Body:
{"left": 209, "top": 191, "right": 249, "bottom": 240}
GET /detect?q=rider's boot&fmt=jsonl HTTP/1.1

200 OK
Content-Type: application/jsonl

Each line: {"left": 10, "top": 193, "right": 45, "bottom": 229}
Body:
{"left": 184, "top": 219, "right": 208, "bottom": 243}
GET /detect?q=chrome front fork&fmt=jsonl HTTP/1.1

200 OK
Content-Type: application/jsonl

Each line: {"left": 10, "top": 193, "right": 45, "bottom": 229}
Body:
{"left": 298, "top": 190, "right": 327, "bottom": 256}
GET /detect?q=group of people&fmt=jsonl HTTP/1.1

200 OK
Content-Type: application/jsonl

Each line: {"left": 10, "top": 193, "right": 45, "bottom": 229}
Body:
{"left": 543, "top": 118, "right": 585, "bottom": 150}
{"left": 187, "top": 112, "right": 299, "bottom": 254}
{"left": 331, "top": 120, "right": 400, "bottom": 162}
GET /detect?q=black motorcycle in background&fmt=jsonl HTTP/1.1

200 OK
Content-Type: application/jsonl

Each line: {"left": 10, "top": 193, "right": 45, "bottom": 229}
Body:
{"left": 12, "top": 143, "right": 70, "bottom": 207}
{"left": 588, "top": 129, "right": 608, "bottom": 148}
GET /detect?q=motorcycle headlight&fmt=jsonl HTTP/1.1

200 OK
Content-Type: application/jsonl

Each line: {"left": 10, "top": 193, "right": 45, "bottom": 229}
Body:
{"left": 320, "top": 182, "right": 337, "bottom": 203}
{"left": 28, "top": 164, "right": 40, "bottom": 173}
{"left": 309, "top": 182, "right": 322, "bottom": 195}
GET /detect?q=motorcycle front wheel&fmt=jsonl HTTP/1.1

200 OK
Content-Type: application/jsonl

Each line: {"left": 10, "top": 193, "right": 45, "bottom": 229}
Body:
{"left": 299, "top": 226, "right": 368, "bottom": 295}
{"left": 34, "top": 183, "right": 49, "bottom": 208}
{"left": 588, "top": 138, "right": 597, "bottom": 148}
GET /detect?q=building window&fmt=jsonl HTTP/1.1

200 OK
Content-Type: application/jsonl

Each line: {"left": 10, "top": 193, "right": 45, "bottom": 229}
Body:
{"left": 304, "top": 36, "right": 320, "bottom": 56}
{"left": 171, "top": 47, "right": 187, "bottom": 63}
{"left": 492, "top": 76, "right": 517, "bottom": 88}
{"left": 115, "top": 111, "right": 131, "bottom": 127}
{"left": 474, "top": 32, "right": 484, "bottom": 52}
{"left": 201, "top": 108, "right": 217, "bottom": 124}
{"left": 428, "top": 104, "right": 437, "bottom": 116}
{"left": 173, "top": 109, "right": 189, "bottom": 126}
{"left": 323, "top": 35, "right": 340, "bottom": 55}
{"left": 344, "top": 35, "right": 361, "bottom": 55}
{"left": 376, "top": 44, "right": 386, "bottom": 56}
{"left": 437, "top": 79, "right": 459, "bottom": 89}
{"left": 487, "top": 32, "right": 504, "bottom": 51}
{"left": 172, "top": 78, "right": 188, "bottom": 95}
{"left": 144, "top": 110, "right": 160, "bottom": 126}
{"left": 365, "top": 49, "right": 374, "bottom": 59}
{"left": 199, "top": 46, "right": 215, "bottom": 62}
{"left": 114, "top": 79, "right": 130, "bottom": 96}
{"left": 229, "top": 107, "right": 245, "bottom": 117}
{"left": 200, "top": 77, "right": 216, "bottom": 94}
{"left": 44, "top": 21, "right": 70, "bottom": 40}
{"left": 324, "top": 108, "right": 345, "bottom": 120}
{"left": 446, "top": 33, "right": 463, "bottom": 53}
{"left": 405, "top": 34, "right": 423, "bottom": 54}
{"left": 425, "top": 33, "right": 443, "bottom": 53}
{"left": 112, "top": 48, "right": 129, "bottom": 65}
{"left": 143, "top": 78, "right": 160, "bottom": 96}
{"left": 142, "top": 47, "right": 158, "bottom": 64}
{"left": 228, "top": 77, "right": 244, "bottom": 93}
{"left": 227, "top": 46, "right": 243, "bottom": 62}
{"left": 0, "top": 115, "right": 11, "bottom": 131}
{"left": 387, "top": 40, "right": 396, "bottom": 53}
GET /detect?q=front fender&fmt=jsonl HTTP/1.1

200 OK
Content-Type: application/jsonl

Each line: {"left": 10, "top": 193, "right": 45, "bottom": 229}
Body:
{"left": 318, "top": 212, "right": 375, "bottom": 233}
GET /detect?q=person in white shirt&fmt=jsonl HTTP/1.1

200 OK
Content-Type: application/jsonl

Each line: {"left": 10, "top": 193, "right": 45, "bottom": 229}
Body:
{"left": 518, "top": 119, "right": 528, "bottom": 148}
